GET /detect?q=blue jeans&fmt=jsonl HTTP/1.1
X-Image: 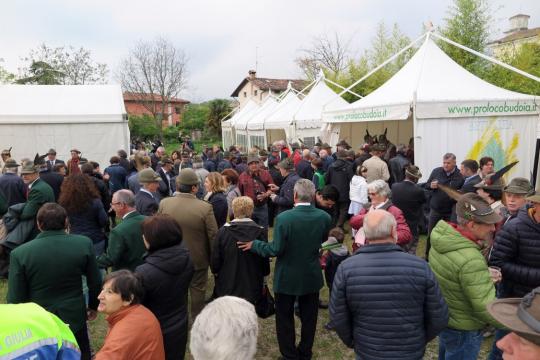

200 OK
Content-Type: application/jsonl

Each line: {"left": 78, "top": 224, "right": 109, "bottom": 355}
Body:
{"left": 438, "top": 328, "right": 483, "bottom": 360}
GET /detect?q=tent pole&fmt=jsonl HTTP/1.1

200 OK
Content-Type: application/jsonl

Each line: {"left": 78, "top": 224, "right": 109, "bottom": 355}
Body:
{"left": 324, "top": 78, "right": 363, "bottom": 99}
{"left": 431, "top": 32, "right": 540, "bottom": 83}
{"left": 335, "top": 32, "right": 429, "bottom": 98}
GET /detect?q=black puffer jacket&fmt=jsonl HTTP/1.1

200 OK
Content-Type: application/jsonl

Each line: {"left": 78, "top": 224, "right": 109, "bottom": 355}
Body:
{"left": 489, "top": 206, "right": 540, "bottom": 298}
{"left": 424, "top": 167, "right": 464, "bottom": 214}
{"left": 330, "top": 243, "right": 448, "bottom": 360}
{"left": 274, "top": 172, "right": 301, "bottom": 214}
{"left": 136, "top": 244, "right": 194, "bottom": 360}
{"left": 325, "top": 159, "right": 353, "bottom": 202}
{"left": 211, "top": 219, "right": 269, "bottom": 304}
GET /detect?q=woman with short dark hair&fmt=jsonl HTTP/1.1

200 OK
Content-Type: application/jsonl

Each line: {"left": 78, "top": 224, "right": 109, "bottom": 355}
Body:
{"left": 136, "top": 215, "right": 194, "bottom": 360}
{"left": 96, "top": 270, "right": 165, "bottom": 360}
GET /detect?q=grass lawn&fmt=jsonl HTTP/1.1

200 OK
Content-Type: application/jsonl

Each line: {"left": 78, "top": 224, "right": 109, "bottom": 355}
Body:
{"left": 0, "top": 232, "right": 494, "bottom": 359}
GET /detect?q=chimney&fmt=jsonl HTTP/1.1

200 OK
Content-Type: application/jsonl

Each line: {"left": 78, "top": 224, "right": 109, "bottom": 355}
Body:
{"left": 248, "top": 70, "right": 256, "bottom": 80}
{"left": 506, "top": 14, "right": 530, "bottom": 34}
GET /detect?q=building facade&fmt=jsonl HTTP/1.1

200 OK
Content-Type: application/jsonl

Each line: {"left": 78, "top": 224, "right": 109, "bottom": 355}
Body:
{"left": 123, "top": 92, "right": 190, "bottom": 128}
{"left": 488, "top": 14, "right": 540, "bottom": 58}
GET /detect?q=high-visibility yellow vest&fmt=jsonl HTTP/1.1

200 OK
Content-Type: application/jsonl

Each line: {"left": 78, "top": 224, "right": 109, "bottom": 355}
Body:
{"left": 0, "top": 302, "right": 81, "bottom": 359}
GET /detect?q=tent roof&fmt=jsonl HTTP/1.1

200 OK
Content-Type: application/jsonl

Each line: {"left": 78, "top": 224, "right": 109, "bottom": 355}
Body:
{"left": 247, "top": 96, "right": 280, "bottom": 130}
{"left": 293, "top": 79, "right": 348, "bottom": 129}
{"left": 227, "top": 99, "right": 261, "bottom": 128}
{"left": 0, "top": 85, "right": 127, "bottom": 123}
{"left": 324, "top": 37, "right": 539, "bottom": 122}
{"left": 264, "top": 91, "right": 302, "bottom": 129}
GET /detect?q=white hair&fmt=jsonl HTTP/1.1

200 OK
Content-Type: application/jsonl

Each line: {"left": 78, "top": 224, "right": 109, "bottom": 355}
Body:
{"left": 294, "top": 179, "right": 316, "bottom": 202}
{"left": 364, "top": 210, "right": 397, "bottom": 241}
{"left": 367, "top": 179, "right": 391, "bottom": 198}
{"left": 190, "top": 296, "right": 258, "bottom": 360}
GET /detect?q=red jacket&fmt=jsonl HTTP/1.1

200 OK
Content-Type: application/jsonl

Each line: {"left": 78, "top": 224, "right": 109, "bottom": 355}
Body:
{"left": 350, "top": 201, "right": 412, "bottom": 249}
{"left": 292, "top": 150, "right": 302, "bottom": 167}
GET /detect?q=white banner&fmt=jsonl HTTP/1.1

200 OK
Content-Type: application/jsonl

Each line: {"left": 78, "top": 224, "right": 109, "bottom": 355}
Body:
{"left": 417, "top": 99, "right": 539, "bottom": 119}
{"left": 322, "top": 104, "right": 410, "bottom": 123}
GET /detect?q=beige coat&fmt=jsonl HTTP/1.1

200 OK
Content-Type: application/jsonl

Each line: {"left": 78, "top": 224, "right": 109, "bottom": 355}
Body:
{"left": 363, "top": 155, "right": 390, "bottom": 183}
{"left": 158, "top": 193, "right": 218, "bottom": 270}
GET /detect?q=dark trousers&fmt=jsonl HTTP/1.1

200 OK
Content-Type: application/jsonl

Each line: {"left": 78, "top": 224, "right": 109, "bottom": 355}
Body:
{"left": 425, "top": 210, "right": 452, "bottom": 259}
{"left": 336, "top": 201, "right": 349, "bottom": 228}
{"left": 74, "top": 325, "right": 92, "bottom": 360}
{"left": 275, "top": 292, "right": 319, "bottom": 360}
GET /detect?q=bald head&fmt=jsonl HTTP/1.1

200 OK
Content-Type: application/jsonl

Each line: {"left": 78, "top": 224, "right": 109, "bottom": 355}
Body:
{"left": 302, "top": 149, "right": 311, "bottom": 159}
{"left": 363, "top": 209, "right": 397, "bottom": 244}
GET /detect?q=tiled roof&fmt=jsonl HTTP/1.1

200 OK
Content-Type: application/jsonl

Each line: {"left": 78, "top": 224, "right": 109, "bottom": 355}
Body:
{"left": 123, "top": 92, "right": 190, "bottom": 104}
{"left": 231, "top": 77, "right": 307, "bottom": 97}
{"left": 489, "top": 27, "right": 540, "bottom": 45}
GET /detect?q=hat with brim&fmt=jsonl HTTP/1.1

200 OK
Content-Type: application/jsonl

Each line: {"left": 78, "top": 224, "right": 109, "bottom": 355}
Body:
{"left": 321, "top": 143, "right": 332, "bottom": 150}
{"left": 456, "top": 192, "right": 502, "bottom": 224}
{"left": 526, "top": 190, "right": 540, "bottom": 203}
{"left": 277, "top": 158, "right": 295, "bottom": 171}
{"left": 371, "top": 143, "right": 387, "bottom": 152}
{"left": 178, "top": 168, "right": 199, "bottom": 186}
{"left": 336, "top": 140, "right": 351, "bottom": 149}
{"left": 247, "top": 155, "right": 260, "bottom": 164}
{"left": 405, "top": 165, "right": 422, "bottom": 179}
{"left": 4, "top": 159, "right": 20, "bottom": 168}
{"left": 487, "top": 290, "right": 540, "bottom": 346}
{"left": 139, "top": 168, "right": 161, "bottom": 183}
{"left": 70, "top": 149, "right": 81, "bottom": 154}
{"left": 504, "top": 177, "right": 534, "bottom": 195}
{"left": 474, "top": 175, "right": 505, "bottom": 191}
{"left": 20, "top": 163, "right": 37, "bottom": 174}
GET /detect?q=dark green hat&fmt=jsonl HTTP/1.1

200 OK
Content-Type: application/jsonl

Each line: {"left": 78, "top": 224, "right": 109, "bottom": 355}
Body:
{"left": 138, "top": 168, "right": 161, "bottom": 183}
{"left": 177, "top": 168, "right": 199, "bottom": 186}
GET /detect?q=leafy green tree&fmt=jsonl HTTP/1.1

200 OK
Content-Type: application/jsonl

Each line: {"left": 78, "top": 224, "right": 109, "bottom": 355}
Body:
{"left": 128, "top": 114, "right": 160, "bottom": 140}
{"left": 181, "top": 103, "right": 209, "bottom": 131}
{"left": 0, "top": 59, "right": 15, "bottom": 84}
{"left": 439, "top": 0, "right": 491, "bottom": 73}
{"left": 16, "top": 61, "right": 64, "bottom": 84}
{"left": 207, "top": 99, "right": 232, "bottom": 136}
{"left": 19, "top": 44, "right": 108, "bottom": 84}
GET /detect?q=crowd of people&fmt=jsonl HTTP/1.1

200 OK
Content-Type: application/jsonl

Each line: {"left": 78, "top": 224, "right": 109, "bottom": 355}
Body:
{"left": 0, "top": 137, "right": 539, "bottom": 360}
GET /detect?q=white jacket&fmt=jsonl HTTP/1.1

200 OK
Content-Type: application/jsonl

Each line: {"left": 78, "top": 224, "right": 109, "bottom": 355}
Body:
{"left": 349, "top": 175, "right": 368, "bottom": 204}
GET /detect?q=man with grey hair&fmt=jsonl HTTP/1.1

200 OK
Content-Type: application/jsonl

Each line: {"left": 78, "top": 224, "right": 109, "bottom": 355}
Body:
{"left": 424, "top": 152, "right": 464, "bottom": 258}
{"left": 330, "top": 209, "right": 448, "bottom": 359}
{"left": 239, "top": 179, "right": 331, "bottom": 359}
{"left": 0, "top": 159, "right": 26, "bottom": 211}
{"left": 97, "top": 189, "right": 146, "bottom": 271}
{"left": 190, "top": 296, "right": 258, "bottom": 360}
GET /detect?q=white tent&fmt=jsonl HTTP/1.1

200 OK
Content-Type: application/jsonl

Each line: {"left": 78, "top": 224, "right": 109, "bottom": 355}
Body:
{"left": 291, "top": 78, "right": 349, "bottom": 146}
{"left": 323, "top": 34, "right": 540, "bottom": 182}
{"left": 244, "top": 96, "right": 280, "bottom": 149}
{"left": 263, "top": 91, "right": 303, "bottom": 144}
{"left": 222, "top": 99, "right": 260, "bottom": 149}
{"left": 0, "top": 85, "right": 130, "bottom": 169}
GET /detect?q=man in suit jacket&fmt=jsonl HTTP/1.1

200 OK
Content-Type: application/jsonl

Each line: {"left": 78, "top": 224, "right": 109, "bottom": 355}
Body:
{"left": 20, "top": 163, "right": 55, "bottom": 240}
{"left": 7, "top": 203, "right": 102, "bottom": 360}
{"left": 0, "top": 159, "right": 26, "bottom": 207}
{"left": 38, "top": 164, "right": 64, "bottom": 202}
{"left": 45, "top": 148, "right": 65, "bottom": 171}
{"left": 459, "top": 159, "right": 481, "bottom": 193}
{"left": 134, "top": 169, "right": 160, "bottom": 216}
{"left": 159, "top": 168, "right": 218, "bottom": 319}
{"left": 98, "top": 190, "right": 146, "bottom": 271}
{"left": 391, "top": 165, "right": 426, "bottom": 254}
{"left": 240, "top": 179, "right": 331, "bottom": 360}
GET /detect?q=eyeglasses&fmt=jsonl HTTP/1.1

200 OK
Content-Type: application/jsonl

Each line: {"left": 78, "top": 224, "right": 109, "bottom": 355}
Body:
{"left": 368, "top": 192, "right": 378, "bottom": 196}
{"left": 110, "top": 202, "right": 122, "bottom": 206}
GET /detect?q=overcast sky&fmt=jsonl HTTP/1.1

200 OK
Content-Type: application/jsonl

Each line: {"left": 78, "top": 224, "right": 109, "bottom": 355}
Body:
{"left": 1, "top": 0, "right": 538, "bottom": 101}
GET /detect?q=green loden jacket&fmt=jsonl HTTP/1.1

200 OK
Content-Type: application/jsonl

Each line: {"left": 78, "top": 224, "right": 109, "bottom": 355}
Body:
{"left": 251, "top": 204, "right": 331, "bottom": 296}
{"left": 429, "top": 220, "right": 498, "bottom": 331}
{"left": 7, "top": 230, "right": 102, "bottom": 334}
{"left": 97, "top": 211, "right": 146, "bottom": 271}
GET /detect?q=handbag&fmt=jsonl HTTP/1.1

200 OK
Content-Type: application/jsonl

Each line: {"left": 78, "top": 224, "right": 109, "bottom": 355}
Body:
{"left": 255, "top": 284, "right": 275, "bottom": 318}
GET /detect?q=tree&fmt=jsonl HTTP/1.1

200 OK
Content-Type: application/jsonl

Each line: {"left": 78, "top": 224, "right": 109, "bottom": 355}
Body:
{"left": 116, "top": 37, "right": 189, "bottom": 140}
{"left": 182, "top": 103, "right": 210, "bottom": 131}
{"left": 207, "top": 99, "right": 232, "bottom": 136}
{"left": 16, "top": 61, "right": 64, "bottom": 84}
{"left": 296, "top": 32, "right": 351, "bottom": 80}
{"left": 0, "top": 59, "right": 15, "bottom": 84}
{"left": 439, "top": 0, "right": 491, "bottom": 73}
{"left": 19, "top": 44, "right": 108, "bottom": 84}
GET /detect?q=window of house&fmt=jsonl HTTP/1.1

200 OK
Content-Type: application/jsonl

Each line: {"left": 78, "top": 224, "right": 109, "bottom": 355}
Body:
{"left": 254, "top": 90, "right": 258, "bottom": 96}
{"left": 175, "top": 106, "right": 182, "bottom": 114}
{"left": 303, "top": 137, "right": 316, "bottom": 148}
{"left": 244, "top": 91, "right": 247, "bottom": 98}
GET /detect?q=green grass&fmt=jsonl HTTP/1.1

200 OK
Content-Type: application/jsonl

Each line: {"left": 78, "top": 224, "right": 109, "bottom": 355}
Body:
{"left": 0, "top": 232, "right": 494, "bottom": 359}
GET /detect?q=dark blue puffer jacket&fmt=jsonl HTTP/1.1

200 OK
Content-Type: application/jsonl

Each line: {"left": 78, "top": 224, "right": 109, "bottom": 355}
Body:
{"left": 329, "top": 243, "right": 448, "bottom": 360}
{"left": 489, "top": 206, "right": 540, "bottom": 298}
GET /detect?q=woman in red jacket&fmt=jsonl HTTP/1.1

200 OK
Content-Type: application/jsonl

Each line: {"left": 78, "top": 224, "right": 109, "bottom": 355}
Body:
{"left": 350, "top": 179, "right": 412, "bottom": 251}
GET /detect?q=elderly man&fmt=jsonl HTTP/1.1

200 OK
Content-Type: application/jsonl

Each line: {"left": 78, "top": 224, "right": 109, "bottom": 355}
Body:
{"left": 8, "top": 203, "right": 102, "bottom": 360}
{"left": 135, "top": 168, "right": 161, "bottom": 216}
{"left": 330, "top": 209, "right": 448, "bottom": 359}
{"left": 487, "top": 286, "right": 540, "bottom": 360}
{"left": 488, "top": 183, "right": 539, "bottom": 360}
{"left": 240, "top": 179, "right": 331, "bottom": 360}
{"left": 296, "top": 149, "right": 314, "bottom": 180}
{"left": 159, "top": 168, "right": 218, "bottom": 319}
{"left": 0, "top": 159, "right": 26, "bottom": 209}
{"left": 151, "top": 146, "right": 165, "bottom": 170}
{"left": 429, "top": 193, "right": 501, "bottom": 359}
{"left": 97, "top": 190, "right": 146, "bottom": 271}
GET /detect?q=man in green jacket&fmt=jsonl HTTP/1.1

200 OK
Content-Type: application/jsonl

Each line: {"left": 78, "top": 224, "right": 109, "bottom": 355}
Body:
{"left": 239, "top": 179, "right": 331, "bottom": 360}
{"left": 7, "top": 203, "right": 102, "bottom": 360}
{"left": 429, "top": 192, "right": 501, "bottom": 360}
{"left": 97, "top": 189, "right": 146, "bottom": 271}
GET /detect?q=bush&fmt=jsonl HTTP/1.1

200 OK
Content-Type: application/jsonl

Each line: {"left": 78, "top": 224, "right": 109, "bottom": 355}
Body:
{"left": 128, "top": 114, "right": 159, "bottom": 139}
{"left": 163, "top": 126, "right": 180, "bottom": 142}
